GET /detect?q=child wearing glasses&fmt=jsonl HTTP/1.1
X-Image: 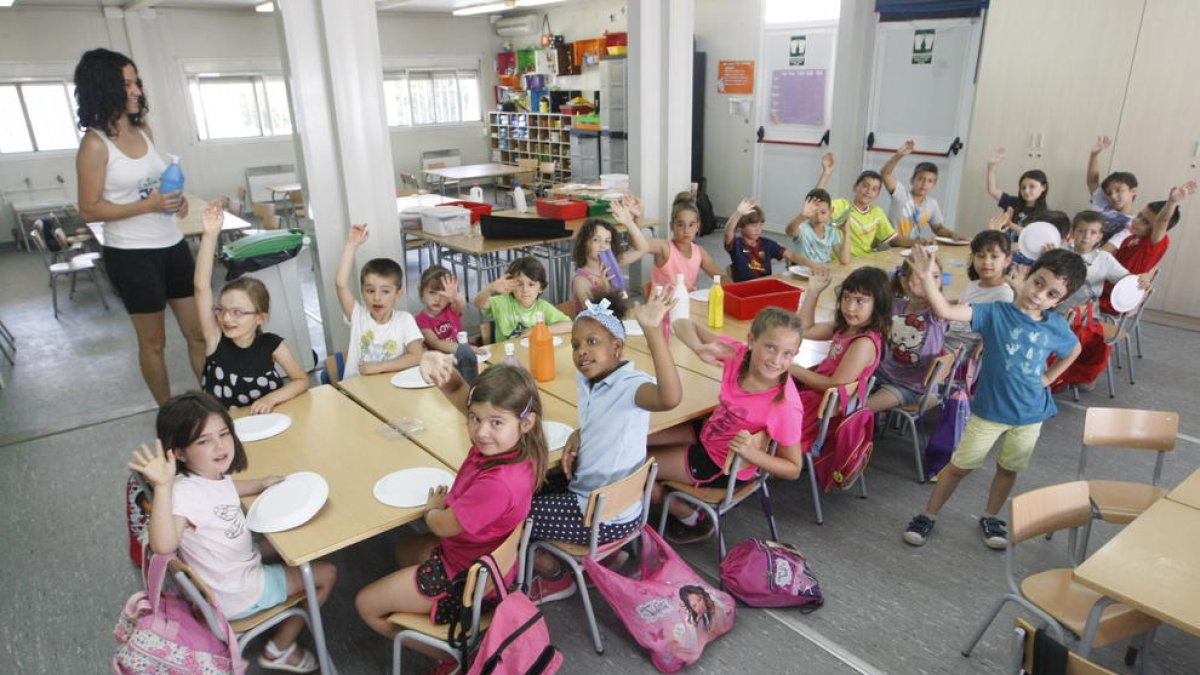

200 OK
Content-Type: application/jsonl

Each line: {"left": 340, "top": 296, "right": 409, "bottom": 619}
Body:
{"left": 193, "top": 202, "right": 309, "bottom": 412}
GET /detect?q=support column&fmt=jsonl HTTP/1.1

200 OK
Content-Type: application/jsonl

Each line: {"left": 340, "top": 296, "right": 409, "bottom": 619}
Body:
{"left": 276, "top": 0, "right": 399, "bottom": 356}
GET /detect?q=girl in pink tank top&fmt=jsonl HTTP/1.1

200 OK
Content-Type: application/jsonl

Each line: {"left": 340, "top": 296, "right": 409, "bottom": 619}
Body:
{"left": 789, "top": 266, "right": 893, "bottom": 452}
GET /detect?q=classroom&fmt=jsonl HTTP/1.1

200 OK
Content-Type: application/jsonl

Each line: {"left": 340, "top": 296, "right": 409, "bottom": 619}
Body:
{"left": 1, "top": 0, "right": 1198, "bottom": 673}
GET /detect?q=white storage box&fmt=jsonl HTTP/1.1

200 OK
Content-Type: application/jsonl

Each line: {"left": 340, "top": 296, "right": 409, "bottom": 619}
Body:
{"left": 420, "top": 206, "right": 470, "bottom": 236}
{"left": 399, "top": 207, "right": 423, "bottom": 230}
{"left": 599, "top": 173, "right": 629, "bottom": 189}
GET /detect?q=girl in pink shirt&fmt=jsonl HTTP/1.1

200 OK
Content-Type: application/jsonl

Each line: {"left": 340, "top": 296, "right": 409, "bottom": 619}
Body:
{"left": 648, "top": 307, "right": 806, "bottom": 543}
{"left": 355, "top": 363, "right": 548, "bottom": 638}
{"left": 789, "top": 266, "right": 891, "bottom": 452}
{"left": 128, "top": 391, "right": 337, "bottom": 673}
{"left": 644, "top": 192, "right": 725, "bottom": 292}
{"left": 571, "top": 198, "right": 650, "bottom": 312}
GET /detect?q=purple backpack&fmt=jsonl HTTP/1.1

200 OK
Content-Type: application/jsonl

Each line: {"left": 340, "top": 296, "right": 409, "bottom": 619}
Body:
{"left": 923, "top": 388, "right": 970, "bottom": 481}
{"left": 719, "top": 539, "right": 823, "bottom": 609}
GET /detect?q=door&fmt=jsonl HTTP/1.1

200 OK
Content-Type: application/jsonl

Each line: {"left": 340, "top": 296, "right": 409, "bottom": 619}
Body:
{"left": 861, "top": 18, "right": 982, "bottom": 230}
{"left": 752, "top": 23, "right": 837, "bottom": 232}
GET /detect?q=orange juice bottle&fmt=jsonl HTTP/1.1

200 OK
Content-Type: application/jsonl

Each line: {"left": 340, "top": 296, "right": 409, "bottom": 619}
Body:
{"left": 708, "top": 275, "right": 725, "bottom": 328}
{"left": 530, "top": 311, "right": 556, "bottom": 382}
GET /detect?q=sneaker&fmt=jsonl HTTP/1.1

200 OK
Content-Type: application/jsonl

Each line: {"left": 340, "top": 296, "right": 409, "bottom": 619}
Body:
{"left": 903, "top": 514, "right": 936, "bottom": 546}
{"left": 664, "top": 512, "right": 715, "bottom": 544}
{"left": 527, "top": 572, "right": 577, "bottom": 605}
{"left": 980, "top": 516, "right": 1009, "bottom": 550}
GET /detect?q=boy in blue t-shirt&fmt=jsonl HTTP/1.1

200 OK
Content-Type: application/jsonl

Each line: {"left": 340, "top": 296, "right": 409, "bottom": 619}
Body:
{"left": 723, "top": 197, "right": 820, "bottom": 282}
{"left": 902, "top": 246, "right": 1086, "bottom": 550}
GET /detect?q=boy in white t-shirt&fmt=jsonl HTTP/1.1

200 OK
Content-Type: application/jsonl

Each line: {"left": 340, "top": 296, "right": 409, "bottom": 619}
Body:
{"left": 335, "top": 223, "right": 424, "bottom": 379}
{"left": 881, "top": 139, "right": 965, "bottom": 246}
{"left": 1060, "top": 210, "right": 1146, "bottom": 311}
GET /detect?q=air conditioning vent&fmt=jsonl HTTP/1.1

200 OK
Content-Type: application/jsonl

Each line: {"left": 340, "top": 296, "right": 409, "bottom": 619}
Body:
{"left": 495, "top": 14, "right": 538, "bottom": 37}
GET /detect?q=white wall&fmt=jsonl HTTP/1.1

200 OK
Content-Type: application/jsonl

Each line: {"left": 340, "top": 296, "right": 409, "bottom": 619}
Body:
{"left": 519, "top": 0, "right": 627, "bottom": 96}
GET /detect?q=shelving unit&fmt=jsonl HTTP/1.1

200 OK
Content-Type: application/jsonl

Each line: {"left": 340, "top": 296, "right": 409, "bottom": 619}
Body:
{"left": 488, "top": 111, "right": 574, "bottom": 183}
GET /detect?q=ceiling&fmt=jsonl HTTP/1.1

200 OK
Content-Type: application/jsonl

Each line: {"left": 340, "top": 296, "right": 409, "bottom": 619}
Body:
{"left": 2, "top": 0, "right": 561, "bottom": 13}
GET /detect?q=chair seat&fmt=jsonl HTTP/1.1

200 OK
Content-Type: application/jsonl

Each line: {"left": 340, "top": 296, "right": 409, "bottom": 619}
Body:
{"left": 663, "top": 479, "right": 759, "bottom": 505}
{"left": 1021, "top": 568, "right": 1159, "bottom": 648}
{"left": 543, "top": 531, "right": 638, "bottom": 559}
{"left": 386, "top": 608, "right": 492, "bottom": 640}
{"left": 1088, "top": 480, "right": 1166, "bottom": 524}
{"left": 1102, "top": 324, "right": 1127, "bottom": 342}
{"left": 897, "top": 395, "right": 940, "bottom": 415}
{"left": 229, "top": 592, "right": 306, "bottom": 634}
{"left": 49, "top": 259, "right": 94, "bottom": 273}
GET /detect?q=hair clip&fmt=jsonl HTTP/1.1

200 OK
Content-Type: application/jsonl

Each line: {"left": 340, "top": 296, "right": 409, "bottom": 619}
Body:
{"left": 518, "top": 396, "right": 535, "bottom": 420}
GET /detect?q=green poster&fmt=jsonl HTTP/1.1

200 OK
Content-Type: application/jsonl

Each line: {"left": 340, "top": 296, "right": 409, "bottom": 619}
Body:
{"left": 789, "top": 35, "right": 806, "bottom": 66}
{"left": 912, "top": 29, "right": 935, "bottom": 65}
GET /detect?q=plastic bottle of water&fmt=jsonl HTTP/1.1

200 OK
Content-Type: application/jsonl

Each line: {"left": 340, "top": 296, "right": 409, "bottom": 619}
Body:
{"left": 158, "top": 154, "right": 184, "bottom": 213}
{"left": 469, "top": 185, "right": 484, "bottom": 202}
{"left": 513, "top": 181, "right": 528, "bottom": 213}
{"left": 504, "top": 342, "right": 520, "bottom": 367}
{"left": 670, "top": 273, "right": 690, "bottom": 325}
{"left": 453, "top": 331, "right": 478, "bottom": 385}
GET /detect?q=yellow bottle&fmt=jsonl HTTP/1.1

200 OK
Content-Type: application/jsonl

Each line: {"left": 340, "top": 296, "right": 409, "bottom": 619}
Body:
{"left": 708, "top": 275, "right": 725, "bottom": 328}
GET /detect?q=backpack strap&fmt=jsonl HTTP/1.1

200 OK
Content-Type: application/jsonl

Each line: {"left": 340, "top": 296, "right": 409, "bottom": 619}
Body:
{"left": 144, "top": 552, "right": 174, "bottom": 614}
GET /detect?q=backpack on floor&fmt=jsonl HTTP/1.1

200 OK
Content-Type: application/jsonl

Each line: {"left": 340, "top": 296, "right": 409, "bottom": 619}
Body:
{"left": 812, "top": 380, "right": 874, "bottom": 492}
{"left": 696, "top": 191, "right": 717, "bottom": 236}
{"left": 125, "top": 472, "right": 153, "bottom": 567}
{"left": 923, "top": 388, "right": 969, "bottom": 481}
{"left": 719, "top": 539, "right": 823, "bottom": 610}
{"left": 113, "top": 552, "right": 246, "bottom": 675}
{"left": 1051, "top": 301, "right": 1110, "bottom": 391}
{"left": 450, "top": 554, "right": 562, "bottom": 675}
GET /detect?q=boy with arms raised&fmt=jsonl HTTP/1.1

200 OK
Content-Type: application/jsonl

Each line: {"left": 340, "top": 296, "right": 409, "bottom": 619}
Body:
{"left": 880, "top": 139, "right": 966, "bottom": 246}
{"left": 902, "top": 246, "right": 1086, "bottom": 549}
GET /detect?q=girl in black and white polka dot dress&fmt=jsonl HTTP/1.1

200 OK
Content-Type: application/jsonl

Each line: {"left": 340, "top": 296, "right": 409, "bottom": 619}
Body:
{"left": 193, "top": 202, "right": 310, "bottom": 413}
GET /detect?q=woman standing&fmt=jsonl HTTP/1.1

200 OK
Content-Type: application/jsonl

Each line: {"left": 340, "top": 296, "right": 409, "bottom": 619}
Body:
{"left": 75, "top": 48, "right": 205, "bottom": 405}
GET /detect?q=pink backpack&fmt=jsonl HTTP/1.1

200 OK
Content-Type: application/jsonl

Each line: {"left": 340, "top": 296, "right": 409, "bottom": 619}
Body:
{"left": 452, "top": 555, "right": 563, "bottom": 675}
{"left": 113, "top": 552, "right": 246, "bottom": 675}
{"left": 583, "top": 527, "right": 735, "bottom": 673}
{"left": 812, "top": 380, "right": 874, "bottom": 492}
{"left": 719, "top": 539, "right": 823, "bottom": 609}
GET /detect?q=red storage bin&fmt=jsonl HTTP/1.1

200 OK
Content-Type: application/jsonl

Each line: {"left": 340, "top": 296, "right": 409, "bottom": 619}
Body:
{"left": 535, "top": 198, "right": 588, "bottom": 220}
{"left": 723, "top": 278, "right": 804, "bottom": 320}
{"left": 443, "top": 200, "right": 493, "bottom": 224}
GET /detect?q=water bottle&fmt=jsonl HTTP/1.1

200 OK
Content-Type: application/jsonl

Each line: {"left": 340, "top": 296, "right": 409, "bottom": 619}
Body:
{"left": 158, "top": 154, "right": 184, "bottom": 213}
{"left": 513, "top": 181, "right": 528, "bottom": 213}
{"left": 504, "top": 342, "right": 520, "bottom": 368}
{"left": 530, "top": 311, "right": 556, "bottom": 382}
{"left": 598, "top": 248, "right": 625, "bottom": 292}
{"left": 453, "top": 331, "right": 478, "bottom": 385}
{"left": 469, "top": 184, "right": 484, "bottom": 202}
{"left": 670, "top": 273, "right": 690, "bottom": 324}
{"left": 708, "top": 275, "right": 725, "bottom": 329}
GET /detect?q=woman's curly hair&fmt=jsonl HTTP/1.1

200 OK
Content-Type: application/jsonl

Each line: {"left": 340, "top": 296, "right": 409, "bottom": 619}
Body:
{"left": 74, "top": 48, "right": 146, "bottom": 136}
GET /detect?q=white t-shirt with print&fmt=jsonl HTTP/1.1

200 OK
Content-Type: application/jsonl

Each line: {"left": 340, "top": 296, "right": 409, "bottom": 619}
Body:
{"left": 172, "top": 474, "right": 264, "bottom": 617}
{"left": 344, "top": 302, "right": 422, "bottom": 379}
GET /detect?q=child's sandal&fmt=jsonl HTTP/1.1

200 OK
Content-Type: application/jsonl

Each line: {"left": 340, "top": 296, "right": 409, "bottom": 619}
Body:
{"left": 258, "top": 640, "right": 320, "bottom": 673}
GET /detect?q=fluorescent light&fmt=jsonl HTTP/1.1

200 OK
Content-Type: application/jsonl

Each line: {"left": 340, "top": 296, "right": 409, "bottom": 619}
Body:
{"left": 255, "top": 2, "right": 274, "bottom": 12}
{"left": 0, "top": 0, "right": 16, "bottom": 7}
{"left": 517, "top": 0, "right": 565, "bottom": 7}
{"left": 452, "top": 2, "right": 511, "bottom": 16}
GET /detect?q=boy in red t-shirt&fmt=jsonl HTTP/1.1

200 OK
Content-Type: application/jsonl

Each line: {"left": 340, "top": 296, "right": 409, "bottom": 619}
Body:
{"left": 1099, "top": 181, "right": 1196, "bottom": 315}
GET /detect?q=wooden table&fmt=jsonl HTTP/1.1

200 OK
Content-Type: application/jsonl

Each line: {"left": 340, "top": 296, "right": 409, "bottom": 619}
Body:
{"left": 336, "top": 370, "right": 578, "bottom": 469}
{"left": 1166, "top": 466, "right": 1200, "bottom": 510}
{"left": 176, "top": 195, "right": 253, "bottom": 238}
{"left": 232, "top": 385, "right": 452, "bottom": 673}
{"left": 1074, "top": 498, "right": 1200, "bottom": 638}
{"left": 423, "top": 163, "right": 526, "bottom": 195}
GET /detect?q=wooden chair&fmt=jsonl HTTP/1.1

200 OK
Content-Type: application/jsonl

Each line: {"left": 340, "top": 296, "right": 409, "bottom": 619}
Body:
{"left": 286, "top": 189, "right": 307, "bottom": 226}
{"left": 1010, "top": 618, "right": 1119, "bottom": 675}
{"left": 803, "top": 380, "right": 871, "bottom": 525}
{"left": 526, "top": 459, "right": 657, "bottom": 654}
{"left": 169, "top": 558, "right": 311, "bottom": 657}
{"left": 1071, "top": 407, "right": 1178, "bottom": 561}
{"left": 961, "top": 481, "right": 1158, "bottom": 663}
{"left": 885, "top": 351, "right": 957, "bottom": 482}
{"left": 386, "top": 521, "right": 531, "bottom": 675}
{"left": 657, "top": 441, "right": 781, "bottom": 561}
{"left": 29, "top": 226, "right": 109, "bottom": 318}
{"left": 241, "top": 203, "right": 281, "bottom": 239}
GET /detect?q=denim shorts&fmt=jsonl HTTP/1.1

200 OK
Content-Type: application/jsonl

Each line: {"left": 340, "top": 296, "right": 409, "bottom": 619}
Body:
{"left": 872, "top": 372, "right": 924, "bottom": 407}
{"left": 229, "top": 563, "right": 287, "bottom": 620}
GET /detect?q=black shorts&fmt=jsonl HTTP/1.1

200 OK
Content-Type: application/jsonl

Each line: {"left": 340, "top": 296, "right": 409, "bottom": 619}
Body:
{"left": 103, "top": 239, "right": 195, "bottom": 314}
{"left": 414, "top": 549, "right": 468, "bottom": 625}
{"left": 686, "top": 443, "right": 731, "bottom": 489}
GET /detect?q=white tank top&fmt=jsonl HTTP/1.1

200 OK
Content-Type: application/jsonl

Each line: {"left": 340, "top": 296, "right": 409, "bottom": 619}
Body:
{"left": 93, "top": 128, "right": 182, "bottom": 249}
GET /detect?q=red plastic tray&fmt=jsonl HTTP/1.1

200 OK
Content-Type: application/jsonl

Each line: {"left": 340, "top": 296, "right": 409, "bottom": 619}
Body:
{"left": 723, "top": 278, "right": 804, "bottom": 320}
{"left": 535, "top": 198, "right": 588, "bottom": 220}
{"left": 443, "top": 200, "right": 492, "bottom": 224}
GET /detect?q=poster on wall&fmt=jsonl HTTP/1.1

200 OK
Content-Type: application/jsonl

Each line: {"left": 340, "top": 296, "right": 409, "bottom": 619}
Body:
{"left": 912, "top": 29, "right": 935, "bottom": 64}
{"left": 789, "top": 35, "right": 806, "bottom": 66}
{"left": 769, "top": 69, "right": 825, "bottom": 126}
{"left": 717, "top": 60, "right": 755, "bottom": 94}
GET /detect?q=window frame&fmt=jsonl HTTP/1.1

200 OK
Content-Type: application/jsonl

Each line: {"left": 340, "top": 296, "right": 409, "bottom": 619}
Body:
{"left": 186, "top": 72, "right": 293, "bottom": 143}
{"left": 381, "top": 59, "right": 484, "bottom": 131}
{"left": 0, "top": 78, "right": 81, "bottom": 158}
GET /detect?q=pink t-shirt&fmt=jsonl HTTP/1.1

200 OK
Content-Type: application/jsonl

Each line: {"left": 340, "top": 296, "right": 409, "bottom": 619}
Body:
{"left": 798, "top": 330, "right": 882, "bottom": 453}
{"left": 440, "top": 446, "right": 534, "bottom": 578}
{"left": 651, "top": 240, "right": 704, "bottom": 292}
{"left": 699, "top": 337, "right": 804, "bottom": 481}
{"left": 415, "top": 306, "right": 464, "bottom": 348}
{"left": 171, "top": 474, "right": 264, "bottom": 617}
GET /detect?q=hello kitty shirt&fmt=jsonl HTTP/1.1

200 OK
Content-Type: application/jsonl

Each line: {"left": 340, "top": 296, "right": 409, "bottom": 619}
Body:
{"left": 970, "top": 302, "right": 1076, "bottom": 425}
{"left": 876, "top": 298, "right": 946, "bottom": 392}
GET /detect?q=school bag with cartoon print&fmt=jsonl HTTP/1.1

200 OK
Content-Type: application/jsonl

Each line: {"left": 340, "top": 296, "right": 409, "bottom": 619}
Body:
{"left": 126, "top": 472, "right": 153, "bottom": 567}
{"left": 719, "top": 539, "right": 823, "bottom": 609}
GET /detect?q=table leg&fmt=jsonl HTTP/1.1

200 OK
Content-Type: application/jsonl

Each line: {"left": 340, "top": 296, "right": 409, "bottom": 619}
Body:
{"left": 302, "top": 561, "right": 338, "bottom": 675}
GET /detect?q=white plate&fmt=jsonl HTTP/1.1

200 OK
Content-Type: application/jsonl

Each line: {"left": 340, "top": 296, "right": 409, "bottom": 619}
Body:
{"left": 476, "top": 349, "right": 491, "bottom": 364}
{"left": 245, "top": 471, "right": 329, "bottom": 533}
{"left": 1018, "top": 221, "right": 1062, "bottom": 261}
{"left": 373, "top": 467, "right": 456, "bottom": 508}
{"left": 622, "top": 319, "right": 644, "bottom": 337}
{"left": 1109, "top": 275, "right": 1145, "bottom": 313}
{"left": 234, "top": 413, "right": 292, "bottom": 443}
{"left": 519, "top": 336, "right": 564, "bottom": 348}
{"left": 935, "top": 236, "right": 970, "bottom": 245}
{"left": 788, "top": 265, "right": 812, "bottom": 278}
{"left": 390, "top": 367, "right": 433, "bottom": 389}
{"left": 792, "top": 339, "right": 832, "bottom": 368}
{"left": 689, "top": 289, "right": 710, "bottom": 302}
{"left": 542, "top": 420, "right": 574, "bottom": 451}
{"left": 899, "top": 245, "right": 938, "bottom": 258}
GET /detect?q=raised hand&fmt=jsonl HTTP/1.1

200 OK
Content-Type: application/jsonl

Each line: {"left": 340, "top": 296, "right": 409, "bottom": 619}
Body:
{"left": 1092, "top": 136, "right": 1112, "bottom": 154}
{"left": 735, "top": 197, "right": 758, "bottom": 215}
{"left": 419, "top": 351, "right": 458, "bottom": 386}
{"left": 988, "top": 147, "right": 1006, "bottom": 165}
{"left": 1170, "top": 180, "right": 1199, "bottom": 203}
{"left": 634, "top": 284, "right": 676, "bottom": 329}
{"left": 627, "top": 195, "right": 644, "bottom": 219}
{"left": 800, "top": 196, "right": 819, "bottom": 220}
{"left": 808, "top": 265, "right": 833, "bottom": 293}
{"left": 988, "top": 207, "right": 1014, "bottom": 232}
{"left": 128, "top": 440, "right": 177, "bottom": 489}
{"left": 201, "top": 200, "right": 225, "bottom": 236}
{"left": 821, "top": 152, "right": 835, "bottom": 172}
{"left": 898, "top": 139, "right": 916, "bottom": 156}
{"left": 441, "top": 275, "right": 461, "bottom": 301}
{"left": 695, "top": 340, "right": 737, "bottom": 366}
{"left": 910, "top": 243, "right": 935, "bottom": 279}
{"left": 490, "top": 275, "right": 519, "bottom": 295}
{"left": 610, "top": 197, "right": 634, "bottom": 224}
{"left": 347, "top": 223, "right": 369, "bottom": 247}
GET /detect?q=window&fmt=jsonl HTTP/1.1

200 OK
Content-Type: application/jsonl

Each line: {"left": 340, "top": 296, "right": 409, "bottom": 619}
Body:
{"left": 188, "top": 74, "right": 292, "bottom": 141}
{"left": 0, "top": 81, "right": 80, "bottom": 154}
{"left": 382, "top": 69, "right": 481, "bottom": 128}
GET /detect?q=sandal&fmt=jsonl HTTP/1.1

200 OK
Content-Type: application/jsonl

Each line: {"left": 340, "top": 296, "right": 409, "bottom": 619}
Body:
{"left": 258, "top": 640, "right": 320, "bottom": 673}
